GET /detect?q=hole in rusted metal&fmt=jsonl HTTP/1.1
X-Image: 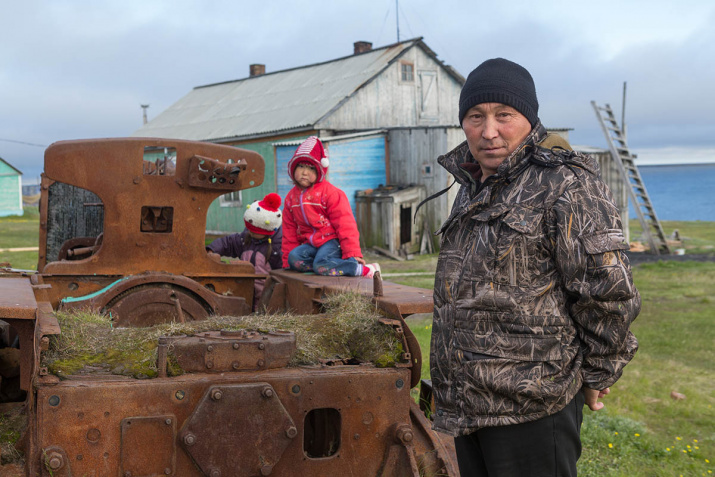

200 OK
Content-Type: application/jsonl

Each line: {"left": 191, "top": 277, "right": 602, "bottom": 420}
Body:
{"left": 304, "top": 408, "right": 341, "bottom": 458}
{"left": 140, "top": 206, "right": 174, "bottom": 233}
{"left": 143, "top": 147, "right": 177, "bottom": 176}
{"left": 48, "top": 395, "right": 61, "bottom": 406}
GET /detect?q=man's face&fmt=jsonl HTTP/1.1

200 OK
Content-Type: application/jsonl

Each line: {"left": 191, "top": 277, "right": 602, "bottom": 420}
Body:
{"left": 461, "top": 103, "right": 532, "bottom": 179}
{"left": 293, "top": 162, "right": 318, "bottom": 189}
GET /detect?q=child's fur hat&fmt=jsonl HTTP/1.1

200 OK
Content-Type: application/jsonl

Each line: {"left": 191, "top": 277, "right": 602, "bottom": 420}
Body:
{"left": 288, "top": 136, "right": 329, "bottom": 183}
{"left": 244, "top": 193, "right": 282, "bottom": 236}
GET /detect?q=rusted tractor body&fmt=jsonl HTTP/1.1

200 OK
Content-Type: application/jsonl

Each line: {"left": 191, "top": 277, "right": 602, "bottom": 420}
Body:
{"left": 0, "top": 139, "right": 455, "bottom": 476}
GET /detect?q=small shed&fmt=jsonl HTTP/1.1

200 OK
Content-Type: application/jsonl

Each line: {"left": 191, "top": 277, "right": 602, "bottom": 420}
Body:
{"left": 0, "top": 157, "right": 23, "bottom": 217}
{"left": 355, "top": 184, "right": 426, "bottom": 255}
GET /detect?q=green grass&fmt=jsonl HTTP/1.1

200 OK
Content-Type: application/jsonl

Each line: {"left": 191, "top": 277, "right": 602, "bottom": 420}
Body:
{"left": 631, "top": 219, "right": 715, "bottom": 255}
{"left": 0, "top": 207, "right": 40, "bottom": 270}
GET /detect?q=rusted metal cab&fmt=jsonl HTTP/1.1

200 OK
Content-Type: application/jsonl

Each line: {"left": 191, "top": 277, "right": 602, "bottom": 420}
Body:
{"left": 0, "top": 138, "right": 456, "bottom": 476}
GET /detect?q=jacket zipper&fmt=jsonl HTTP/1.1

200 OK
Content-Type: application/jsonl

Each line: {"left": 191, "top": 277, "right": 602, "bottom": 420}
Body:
{"left": 298, "top": 189, "right": 317, "bottom": 246}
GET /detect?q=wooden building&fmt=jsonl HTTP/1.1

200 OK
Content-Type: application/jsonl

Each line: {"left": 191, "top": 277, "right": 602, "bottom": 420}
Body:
{"left": 0, "top": 157, "right": 23, "bottom": 217}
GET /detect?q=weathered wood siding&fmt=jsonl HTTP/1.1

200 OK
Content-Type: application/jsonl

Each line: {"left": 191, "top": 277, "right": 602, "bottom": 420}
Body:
{"left": 317, "top": 47, "right": 462, "bottom": 130}
{"left": 0, "top": 160, "right": 23, "bottom": 217}
{"left": 387, "top": 127, "right": 464, "bottom": 246}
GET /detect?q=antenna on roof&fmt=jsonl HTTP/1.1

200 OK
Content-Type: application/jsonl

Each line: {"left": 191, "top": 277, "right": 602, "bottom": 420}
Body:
{"left": 141, "top": 104, "right": 150, "bottom": 125}
{"left": 396, "top": 0, "right": 400, "bottom": 42}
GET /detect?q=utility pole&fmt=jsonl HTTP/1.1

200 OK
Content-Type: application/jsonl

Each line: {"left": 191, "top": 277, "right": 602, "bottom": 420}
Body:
{"left": 141, "top": 104, "right": 150, "bottom": 125}
{"left": 396, "top": 0, "right": 400, "bottom": 42}
{"left": 621, "top": 82, "right": 627, "bottom": 141}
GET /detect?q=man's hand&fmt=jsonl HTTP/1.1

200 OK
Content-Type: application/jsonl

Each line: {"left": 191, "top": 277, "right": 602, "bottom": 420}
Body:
{"left": 583, "top": 387, "right": 610, "bottom": 411}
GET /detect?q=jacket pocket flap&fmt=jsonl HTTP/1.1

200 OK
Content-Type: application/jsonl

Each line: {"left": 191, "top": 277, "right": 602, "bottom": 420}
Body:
{"left": 502, "top": 204, "right": 543, "bottom": 234}
{"left": 580, "top": 230, "right": 629, "bottom": 254}
{"left": 471, "top": 203, "right": 509, "bottom": 222}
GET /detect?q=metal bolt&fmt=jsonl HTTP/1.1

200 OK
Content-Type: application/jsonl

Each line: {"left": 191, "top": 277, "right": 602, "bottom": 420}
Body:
{"left": 210, "top": 469, "right": 221, "bottom": 477}
{"left": 286, "top": 426, "right": 298, "bottom": 438}
{"left": 164, "top": 468, "right": 171, "bottom": 475}
{"left": 354, "top": 433, "right": 360, "bottom": 440}
{"left": 232, "top": 362, "right": 240, "bottom": 370}
{"left": 206, "top": 362, "right": 214, "bottom": 369}
{"left": 260, "top": 464, "right": 273, "bottom": 476}
{"left": 46, "top": 452, "right": 63, "bottom": 470}
{"left": 211, "top": 389, "right": 223, "bottom": 401}
{"left": 257, "top": 359, "right": 265, "bottom": 367}
{"left": 207, "top": 345, "right": 214, "bottom": 352}
{"left": 262, "top": 387, "right": 274, "bottom": 398}
{"left": 396, "top": 425, "right": 414, "bottom": 444}
{"left": 258, "top": 343, "right": 265, "bottom": 350}
{"left": 184, "top": 433, "right": 196, "bottom": 446}
{"left": 165, "top": 418, "right": 172, "bottom": 425}
{"left": 175, "top": 390, "right": 185, "bottom": 400}
{"left": 291, "top": 385, "right": 301, "bottom": 394}
{"left": 233, "top": 343, "right": 239, "bottom": 349}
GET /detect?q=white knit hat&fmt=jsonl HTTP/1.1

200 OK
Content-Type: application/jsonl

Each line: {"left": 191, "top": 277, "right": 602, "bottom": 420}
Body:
{"left": 243, "top": 193, "right": 282, "bottom": 235}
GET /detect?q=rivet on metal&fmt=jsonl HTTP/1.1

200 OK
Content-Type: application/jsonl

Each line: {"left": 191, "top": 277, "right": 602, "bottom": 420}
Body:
{"left": 164, "top": 468, "right": 171, "bottom": 475}
{"left": 48, "top": 395, "right": 60, "bottom": 406}
{"left": 233, "top": 342, "right": 239, "bottom": 349}
{"left": 165, "top": 418, "right": 172, "bottom": 425}
{"left": 206, "top": 362, "right": 214, "bottom": 369}
{"left": 354, "top": 433, "right": 360, "bottom": 440}
{"left": 184, "top": 433, "right": 196, "bottom": 446}
{"left": 262, "top": 387, "right": 274, "bottom": 398}
{"left": 395, "top": 378, "right": 405, "bottom": 389}
{"left": 207, "top": 345, "right": 214, "bottom": 352}
{"left": 286, "top": 426, "right": 298, "bottom": 438}
{"left": 291, "top": 384, "right": 301, "bottom": 394}
{"left": 210, "top": 469, "right": 221, "bottom": 477}
{"left": 257, "top": 359, "right": 265, "bottom": 367}
{"left": 232, "top": 361, "right": 240, "bottom": 370}
{"left": 258, "top": 343, "right": 265, "bottom": 350}
{"left": 211, "top": 389, "right": 223, "bottom": 401}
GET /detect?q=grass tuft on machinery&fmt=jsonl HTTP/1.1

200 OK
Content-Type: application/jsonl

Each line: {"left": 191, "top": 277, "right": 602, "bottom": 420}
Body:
{"left": 0, "top": 138, "right": 455, "bottom": 476}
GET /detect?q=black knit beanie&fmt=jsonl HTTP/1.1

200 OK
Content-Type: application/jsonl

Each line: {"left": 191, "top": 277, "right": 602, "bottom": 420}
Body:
{"left": 458, "top": 58, "right": 539, "bottom": 127}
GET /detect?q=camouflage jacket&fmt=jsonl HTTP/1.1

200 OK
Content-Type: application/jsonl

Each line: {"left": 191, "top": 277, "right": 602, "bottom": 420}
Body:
{"left": 430, "top": 123, "right": 640, "bottom": 436}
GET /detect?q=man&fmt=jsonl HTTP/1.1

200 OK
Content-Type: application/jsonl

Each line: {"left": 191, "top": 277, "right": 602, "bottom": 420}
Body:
{"left": 430, "top": 58, "right": 640, "bottom": 476}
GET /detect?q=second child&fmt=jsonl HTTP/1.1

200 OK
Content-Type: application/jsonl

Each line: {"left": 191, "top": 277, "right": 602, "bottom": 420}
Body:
{"left": 282, "top": 136, "right": 379, "bottom": 278}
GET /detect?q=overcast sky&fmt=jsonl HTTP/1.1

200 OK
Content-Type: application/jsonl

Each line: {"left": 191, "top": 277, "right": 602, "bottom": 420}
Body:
{"left": 2, "top": 0, "right": 714, "bottom": 182}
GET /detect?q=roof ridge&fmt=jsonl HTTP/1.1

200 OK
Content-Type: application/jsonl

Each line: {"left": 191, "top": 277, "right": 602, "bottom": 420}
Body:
{"left": 194, "top": 37, "right": 423, "bottom": 90}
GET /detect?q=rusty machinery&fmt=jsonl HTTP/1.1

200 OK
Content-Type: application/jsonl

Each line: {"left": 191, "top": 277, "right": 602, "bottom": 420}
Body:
{"left": 0, "top": 138, "right": 457, "bottom": 476}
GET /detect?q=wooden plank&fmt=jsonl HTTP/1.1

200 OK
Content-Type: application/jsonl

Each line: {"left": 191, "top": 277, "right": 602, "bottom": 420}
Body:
{"left": 0, "top": 277, "right": 37, "bottom": 319}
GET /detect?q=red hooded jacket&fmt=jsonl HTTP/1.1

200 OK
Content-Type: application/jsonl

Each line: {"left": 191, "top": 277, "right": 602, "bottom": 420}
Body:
{"left": 281, "top": 181, "right": 362, "bottom": 268}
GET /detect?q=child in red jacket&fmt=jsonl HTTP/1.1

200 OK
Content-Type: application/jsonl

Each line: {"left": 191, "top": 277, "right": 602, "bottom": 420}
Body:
{"left": 282, "top": 136, "right": 380, "bottom": 278}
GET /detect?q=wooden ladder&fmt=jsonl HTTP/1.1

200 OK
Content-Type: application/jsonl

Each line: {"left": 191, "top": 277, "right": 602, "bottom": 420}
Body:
{"left": 591, "top": 101, "right": 671, "bottom": 255}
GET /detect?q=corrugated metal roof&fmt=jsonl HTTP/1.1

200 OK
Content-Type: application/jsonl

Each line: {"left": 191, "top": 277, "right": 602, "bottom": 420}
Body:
{"left": 133, "top": 39, "right": 423, "bottom": 141}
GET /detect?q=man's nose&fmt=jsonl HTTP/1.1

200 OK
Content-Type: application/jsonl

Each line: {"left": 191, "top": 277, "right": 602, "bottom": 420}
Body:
{"left": 481, "top": 117, "right": 499, "bottom": 140}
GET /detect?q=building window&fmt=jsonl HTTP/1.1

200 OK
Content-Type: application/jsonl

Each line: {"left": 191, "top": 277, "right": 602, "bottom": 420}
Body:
{"left": 401, "top": 62, "right": 414, "bottom": 82}
{"left": 219, "top": 190, "right": 242, "bottom": 207}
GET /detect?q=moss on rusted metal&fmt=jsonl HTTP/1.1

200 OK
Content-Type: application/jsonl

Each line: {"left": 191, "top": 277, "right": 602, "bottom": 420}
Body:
{"left": 42, "top": 292, "right": 403, "bottom": 378}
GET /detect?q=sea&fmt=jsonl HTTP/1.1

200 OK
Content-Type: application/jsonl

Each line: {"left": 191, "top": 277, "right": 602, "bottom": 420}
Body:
{"left": 634, "top": 163, "right": 715, "bottom": 222}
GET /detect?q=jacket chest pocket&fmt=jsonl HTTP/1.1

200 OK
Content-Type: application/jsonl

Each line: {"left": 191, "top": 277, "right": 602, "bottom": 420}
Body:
{"left": 494, "top": 204, "right": 548, "bottom": 286}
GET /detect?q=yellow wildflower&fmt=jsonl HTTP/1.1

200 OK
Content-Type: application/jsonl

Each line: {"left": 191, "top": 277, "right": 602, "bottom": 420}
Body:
{"left": 676, "top": 436, "right": 682, "bottom": 441}
{"left": 634, "top": 433, "right": 640, "bottom": 437}
{"left": 608, "top": 443, "right": 613, "bottom": 448}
